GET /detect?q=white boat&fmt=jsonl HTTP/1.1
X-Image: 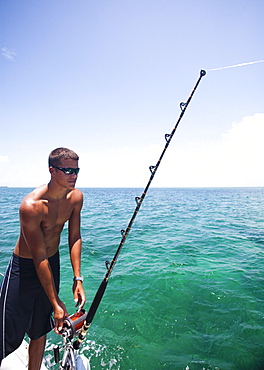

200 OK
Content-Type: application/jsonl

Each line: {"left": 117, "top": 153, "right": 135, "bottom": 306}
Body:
{"left": 1, "top": 339, "right": 47, "bottom": 369}
{"left": 1, "top": 338, "right": 90, "bottom": 370}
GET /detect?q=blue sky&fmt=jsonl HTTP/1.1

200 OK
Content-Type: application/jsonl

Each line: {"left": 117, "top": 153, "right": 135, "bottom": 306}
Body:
{"left": 1, "top": 0, "right": 264, "bottom": 187}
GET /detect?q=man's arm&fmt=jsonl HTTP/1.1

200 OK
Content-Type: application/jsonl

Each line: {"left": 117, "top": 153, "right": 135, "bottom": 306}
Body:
{"left": 19, "top": 200, "right": 68, "bottom": 333}
{"left": 68, "top": 190, "right": 86, "bottom": 310}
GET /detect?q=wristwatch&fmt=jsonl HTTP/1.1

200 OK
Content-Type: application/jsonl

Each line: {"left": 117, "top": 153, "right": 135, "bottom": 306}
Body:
{"left": 73, "top": 276, "right": 84, "bottom": 282}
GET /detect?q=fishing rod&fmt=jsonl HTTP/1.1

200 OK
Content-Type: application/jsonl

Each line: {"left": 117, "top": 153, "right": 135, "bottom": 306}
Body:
{"left": 72, "top": 69, "right": 206, "bottom": 350}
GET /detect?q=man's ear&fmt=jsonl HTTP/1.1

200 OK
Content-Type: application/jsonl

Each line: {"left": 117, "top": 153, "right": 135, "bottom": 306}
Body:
{"left": 49, "top": 166, "right": 55, "bottom": 176}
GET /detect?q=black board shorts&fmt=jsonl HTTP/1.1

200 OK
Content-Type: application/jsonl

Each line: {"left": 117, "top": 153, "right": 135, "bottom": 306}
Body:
{"left": 0, "top": 251, "right": 60, "bottom": 360}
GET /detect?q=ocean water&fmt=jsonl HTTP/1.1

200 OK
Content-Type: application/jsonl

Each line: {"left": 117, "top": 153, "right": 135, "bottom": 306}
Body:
{"left": 1, "top": 187, "right": 264, "bottom": 370}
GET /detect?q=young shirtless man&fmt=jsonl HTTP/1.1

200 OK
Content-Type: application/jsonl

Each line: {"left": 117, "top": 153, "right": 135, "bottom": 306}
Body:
{"left": 0, "top": 147, "right": 86, "bottom": 369}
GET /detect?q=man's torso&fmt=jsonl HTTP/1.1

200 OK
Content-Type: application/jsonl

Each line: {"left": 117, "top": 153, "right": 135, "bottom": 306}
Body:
{"left": 14, "top": 184, "right": 81, "bottom": 258}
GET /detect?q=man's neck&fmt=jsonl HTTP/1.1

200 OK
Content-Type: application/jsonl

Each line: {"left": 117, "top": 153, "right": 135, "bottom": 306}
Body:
{"left": 47, "top": 180, "right": 72, "bottom": 200}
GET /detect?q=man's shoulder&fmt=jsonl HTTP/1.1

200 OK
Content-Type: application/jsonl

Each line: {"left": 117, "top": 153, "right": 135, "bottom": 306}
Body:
{"left": 20, "top": 185, "right": 48, "bottom": 214}
{"left": 69, "top": 188, "right": 83, "bottom": 203}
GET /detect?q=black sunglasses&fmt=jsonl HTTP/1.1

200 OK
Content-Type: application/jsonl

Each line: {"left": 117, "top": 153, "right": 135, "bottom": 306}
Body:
{"left": 52, "top": 165, "right": 80, "bottom": 175}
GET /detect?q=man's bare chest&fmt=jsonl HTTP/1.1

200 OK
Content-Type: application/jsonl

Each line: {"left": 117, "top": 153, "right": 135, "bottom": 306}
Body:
{"left": 42, "top": 200, "right": 74, "bottom": 230}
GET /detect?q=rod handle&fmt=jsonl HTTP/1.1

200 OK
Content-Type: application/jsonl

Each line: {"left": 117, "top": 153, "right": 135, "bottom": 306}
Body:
{"left": 53, "top": 345, "right": 60, "bottom": 363}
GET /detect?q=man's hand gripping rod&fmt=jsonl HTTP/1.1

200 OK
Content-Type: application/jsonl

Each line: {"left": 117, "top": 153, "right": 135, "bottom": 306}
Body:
{"left": 75, "top": 69, "right": 206, "bottom": 348}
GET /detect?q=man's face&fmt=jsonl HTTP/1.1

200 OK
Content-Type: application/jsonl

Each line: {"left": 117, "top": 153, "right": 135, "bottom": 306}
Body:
{"left": 50, "top": 159, "right": 79, "bottom": 190}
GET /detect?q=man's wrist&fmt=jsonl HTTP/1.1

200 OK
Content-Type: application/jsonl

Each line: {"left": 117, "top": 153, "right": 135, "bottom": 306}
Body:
{"left": 73, "top": 276, "right": 84, "bottom": 282}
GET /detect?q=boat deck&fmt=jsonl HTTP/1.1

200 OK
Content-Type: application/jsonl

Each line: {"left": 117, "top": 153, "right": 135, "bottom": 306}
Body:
{"left": 1, "top": 340, "right": 47, "bottom": 369}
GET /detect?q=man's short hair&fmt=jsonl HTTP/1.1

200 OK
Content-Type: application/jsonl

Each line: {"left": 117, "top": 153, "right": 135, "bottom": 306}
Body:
{"left": 48, "top": 148, "right": 79, "bottom": 167}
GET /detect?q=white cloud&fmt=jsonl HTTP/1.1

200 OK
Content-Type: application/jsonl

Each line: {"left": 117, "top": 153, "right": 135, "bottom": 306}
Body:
{"left": 157, "top": 113, "right": 264, "bottom": 187}
{"left": 0, "top": 155, "right": 9, "bottom": 163}
{"left": 222, "top": 113, "right": 264, "bottom": 148}
{"left": 218, "top": 113, "right": 264, "bottom": 184}
{"left": 1, "top": 47, "right": 16, "bottom": 61}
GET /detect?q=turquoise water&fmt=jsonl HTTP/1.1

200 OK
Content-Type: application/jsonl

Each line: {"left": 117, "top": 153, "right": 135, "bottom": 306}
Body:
{"left": 1, "top": 187, "right": 264, "bottom": 369}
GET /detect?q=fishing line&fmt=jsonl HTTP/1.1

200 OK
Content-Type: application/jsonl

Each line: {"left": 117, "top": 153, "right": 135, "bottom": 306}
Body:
{"left": 73, "top": 69, "right": 206, "bottom": 348}
{"left": 207, "top": 59, "right": 264, "bottom": 72}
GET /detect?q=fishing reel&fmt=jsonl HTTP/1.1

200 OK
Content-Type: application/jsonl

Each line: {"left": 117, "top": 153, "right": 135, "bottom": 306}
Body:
{"left": 53, "top": 309, "right": 90, "bottom": 367}
{"left": 61, "top": 309, "right": 88, "bottom": 340}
